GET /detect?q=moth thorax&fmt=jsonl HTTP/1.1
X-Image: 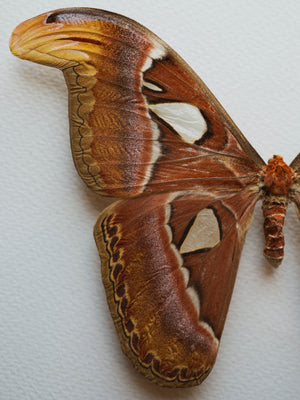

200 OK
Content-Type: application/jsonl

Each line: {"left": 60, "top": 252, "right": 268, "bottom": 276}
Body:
{"left": 262, "top": 198, "right": 288, "bottom": 267}
{"left": 263, "top": 155, "right": 293, "bottom": 196}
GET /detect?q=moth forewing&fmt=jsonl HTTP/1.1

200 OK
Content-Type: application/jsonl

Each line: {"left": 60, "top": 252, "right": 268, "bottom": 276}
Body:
{"left": 10, "top": 7, "right": 294, "bottom": 387}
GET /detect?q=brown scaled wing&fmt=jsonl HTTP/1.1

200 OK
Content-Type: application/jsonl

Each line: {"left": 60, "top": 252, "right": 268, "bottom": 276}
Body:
{"left": 10, "top": 8, "right": 265, "bottom": 387}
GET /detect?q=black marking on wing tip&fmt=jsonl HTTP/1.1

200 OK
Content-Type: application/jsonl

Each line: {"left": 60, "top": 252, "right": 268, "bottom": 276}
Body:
{"left": 46, "top": 8, "right": 108, "bottom": 24}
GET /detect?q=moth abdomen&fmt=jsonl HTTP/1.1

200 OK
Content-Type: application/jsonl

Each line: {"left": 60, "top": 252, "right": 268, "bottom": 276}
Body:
{"left": 261, "top": 155, "right": 294, "bottom": 267}
{"left": 262, "top": 199, "right": 287, "bottom": 267}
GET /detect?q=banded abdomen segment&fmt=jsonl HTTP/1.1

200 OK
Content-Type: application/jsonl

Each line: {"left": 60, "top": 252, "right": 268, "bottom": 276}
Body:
{"left": 262, "top": 199, "right": 288, "bottom": 267}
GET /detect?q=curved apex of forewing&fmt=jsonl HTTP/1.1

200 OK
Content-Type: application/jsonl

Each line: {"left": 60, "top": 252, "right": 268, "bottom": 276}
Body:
{"left": 10, "top": 7, "right": 265, "bottom": 199}
{"left": 10, "top": 8, "right": 166, "bottom": 67}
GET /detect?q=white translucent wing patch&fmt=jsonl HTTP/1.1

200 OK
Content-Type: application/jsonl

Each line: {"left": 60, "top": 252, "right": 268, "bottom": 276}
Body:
{"left": 143, "top": 80, "right": 163, "bottom": 92}
{"left": 180, "top": 208, "right": 221, "bottom": 254}
{"left": 149, "top": 102, "right": 207, "bottom": 144}
{"left": 165, "top": 197, "right": 219, "bottom": 342}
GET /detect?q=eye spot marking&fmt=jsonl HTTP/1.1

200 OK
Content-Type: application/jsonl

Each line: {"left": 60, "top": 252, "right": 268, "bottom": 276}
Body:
{"left": 179, "top": 208, "right": 221, "bottom": 254}
{"left": 149, "top": 102, "right": 207, "bottom": 144}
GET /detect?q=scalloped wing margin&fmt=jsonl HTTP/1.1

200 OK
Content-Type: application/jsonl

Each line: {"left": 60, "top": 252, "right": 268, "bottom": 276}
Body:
{"left": 94, "top": 189, "right": 258, "bottom": 387}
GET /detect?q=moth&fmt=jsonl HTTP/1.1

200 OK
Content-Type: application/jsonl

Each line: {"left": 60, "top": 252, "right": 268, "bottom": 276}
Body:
{"left": 10, "top": 8, "right": 300, "bottom": 388}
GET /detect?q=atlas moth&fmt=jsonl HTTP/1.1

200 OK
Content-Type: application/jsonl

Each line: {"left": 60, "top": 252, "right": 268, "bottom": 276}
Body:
{"left": 10, "top": 8, "right": 300, "bottom": 388}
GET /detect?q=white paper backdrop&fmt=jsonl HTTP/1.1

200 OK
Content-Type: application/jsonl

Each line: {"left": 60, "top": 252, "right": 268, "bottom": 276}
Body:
{"left": 1, "top": 1, "right": 300, "bottom": 399}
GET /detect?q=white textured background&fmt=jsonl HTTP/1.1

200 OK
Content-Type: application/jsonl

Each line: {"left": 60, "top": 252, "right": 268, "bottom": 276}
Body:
{"left": 1, "top": 1, "right": 300, "bottom": 399}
